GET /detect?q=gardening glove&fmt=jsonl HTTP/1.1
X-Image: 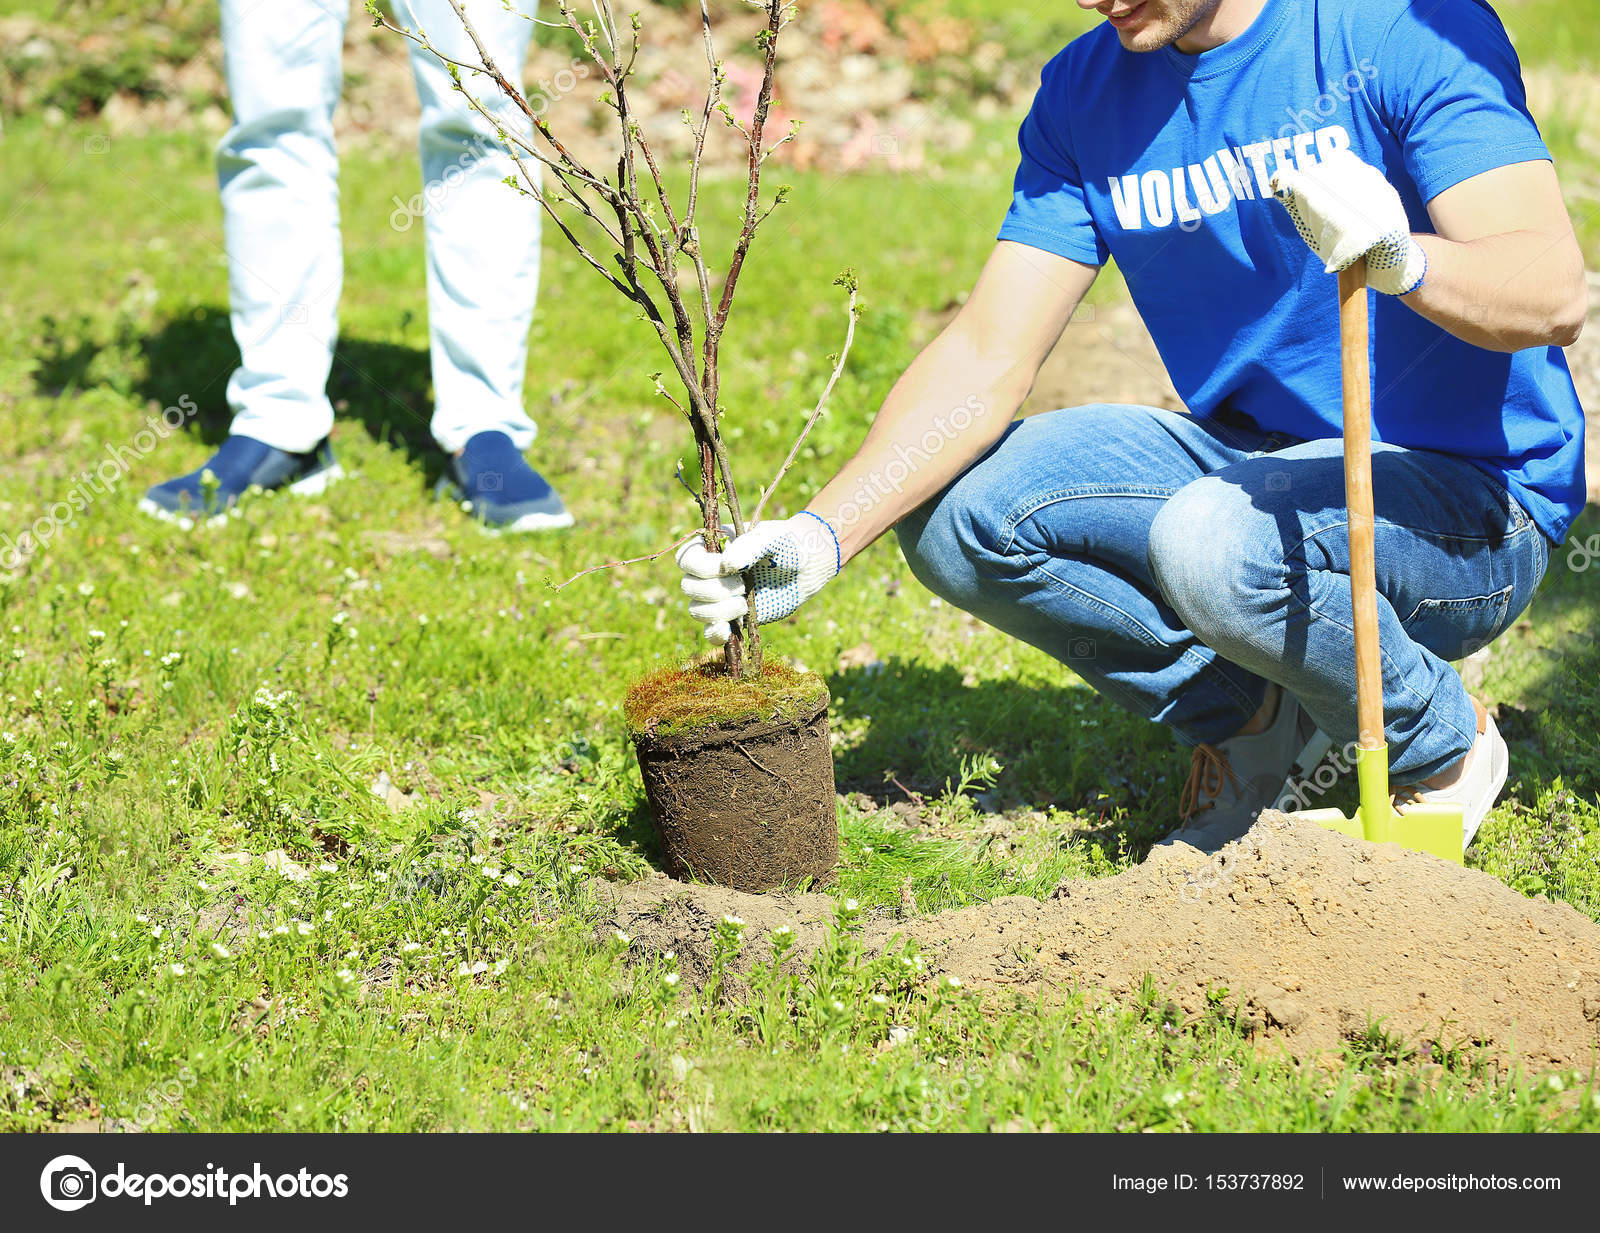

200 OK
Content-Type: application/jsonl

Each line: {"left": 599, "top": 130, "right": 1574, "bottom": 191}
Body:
{"left": 675, "top": 513, "right": 841, "bottom": 644}
{"left": 1270, "top": 148, "right": 1427, "bottom": 296}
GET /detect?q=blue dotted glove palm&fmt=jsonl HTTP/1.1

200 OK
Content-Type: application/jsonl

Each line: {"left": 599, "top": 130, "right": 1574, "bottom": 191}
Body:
{"left": 675, "top": 513, "right": 841, "bottom": 644}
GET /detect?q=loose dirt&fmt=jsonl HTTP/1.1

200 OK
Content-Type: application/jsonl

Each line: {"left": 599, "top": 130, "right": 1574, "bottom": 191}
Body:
{"left": 599, "top": 811, "right": 1600, "bottom": 1071}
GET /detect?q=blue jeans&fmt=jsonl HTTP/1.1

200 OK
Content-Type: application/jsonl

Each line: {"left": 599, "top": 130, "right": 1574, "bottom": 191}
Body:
{"left": 896, "top": 405, "right": 1550, "bottom": 782}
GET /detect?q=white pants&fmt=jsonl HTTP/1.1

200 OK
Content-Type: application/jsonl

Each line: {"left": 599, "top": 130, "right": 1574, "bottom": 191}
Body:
{"left": 217, "top": 0, "right": 540, "bottom": 455}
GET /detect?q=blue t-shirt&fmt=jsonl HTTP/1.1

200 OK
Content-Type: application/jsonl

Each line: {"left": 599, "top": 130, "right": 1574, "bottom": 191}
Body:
{"left": 998, "top": 0, "right": 1585, "bottom": 543}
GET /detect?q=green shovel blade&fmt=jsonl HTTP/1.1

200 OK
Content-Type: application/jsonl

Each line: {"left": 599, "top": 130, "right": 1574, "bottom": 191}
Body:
{"left": 1293, "top": 745, "right": 1464, "bottom": 862}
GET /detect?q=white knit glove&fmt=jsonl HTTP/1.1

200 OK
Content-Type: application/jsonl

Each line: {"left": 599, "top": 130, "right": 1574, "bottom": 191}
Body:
{"left": 675, "top": 513, "right": 841, "bottom": 644}
{"left": 1270, "top": 148, "right": 1427, "bottom": 296}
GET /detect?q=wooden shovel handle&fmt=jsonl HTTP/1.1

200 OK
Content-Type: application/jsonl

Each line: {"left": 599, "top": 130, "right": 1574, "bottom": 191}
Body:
{"left": 1339, "top": 260, "right": 1384, "bottom": 752}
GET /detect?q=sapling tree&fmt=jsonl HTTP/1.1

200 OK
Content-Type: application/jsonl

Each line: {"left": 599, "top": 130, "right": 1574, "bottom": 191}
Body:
{"left": 370, "top": 0, "right": 858, "bottom": 681}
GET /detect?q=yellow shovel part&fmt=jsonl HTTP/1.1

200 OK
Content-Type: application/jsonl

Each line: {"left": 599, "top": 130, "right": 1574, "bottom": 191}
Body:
{"left": 1288, "top": 261, "right": 1465, "bottom": 863}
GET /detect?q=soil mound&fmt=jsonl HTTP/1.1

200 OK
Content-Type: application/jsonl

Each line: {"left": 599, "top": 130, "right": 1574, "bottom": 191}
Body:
{"left": 599, "top": 811, "right": 1600, "bottom": 1070}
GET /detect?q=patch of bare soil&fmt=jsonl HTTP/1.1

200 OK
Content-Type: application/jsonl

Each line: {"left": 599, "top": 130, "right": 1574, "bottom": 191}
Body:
{"left": 599, "top": 811, "right": 1600, "bottom": 1071}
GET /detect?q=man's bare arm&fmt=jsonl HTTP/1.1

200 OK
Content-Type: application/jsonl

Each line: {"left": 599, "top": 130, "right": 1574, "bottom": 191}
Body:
{"left": 1406, "top": 160, "right": 1587, "bottom": 352}
{"left": 806, "top": 241, "right": 1098, "bottom": 564}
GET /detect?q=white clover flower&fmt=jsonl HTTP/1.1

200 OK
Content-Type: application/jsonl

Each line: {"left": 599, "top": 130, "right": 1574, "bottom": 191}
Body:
{"left": 331, "top": 612, "right": 348, "bottom": 626}
{"left": 336, "top": 967, "right": 356, "bottom": 984}
{"left": 569, "top": 863, "right": 585, "bottom": 876}
{"left": 870, "top": 993, "right": 887, "bottom": 1006}
{"left": 77, "top": 582, "right": 95, "bottom": 597}
{"left": 211, "top": 942, "right": 231, "bottom": 959}
{"left": 401, "top": 941, "right": 423, "bottom": 954}
{"left": 296, "top": 921, "right": 314, "bottom": 936}
{"left": 168, "top": 963, "right": 186, "bottom": 976}
{"left": 612, "top": 930, "right": 632, "bottom": 947}
{"left": 318, "top": 862, "right": 337, "bottom": 874}
{"left": 469, "top": 960, "right": 488, "bottom": 975}
{"left": 150, "top": 925, "right": 164, "bottom": 938}
{"left": 273, "top": 924, "right": 290, "bottom": 935}
{"left": 470, "top": 853, "right": 484, "bottom": 866}
{"left": 373, "top": 870, "right": 389, "bottom": 883}
{"left": 843, "top": 899, "right": 860, "bottom": 913}
{"left": 257, "top": 930, "right": 271, "bottom": 941}
{"left": 501, "top": 872, "right": 521, "bottom": 888}
{"left": 417, "top": 614, "right": 430, "bottom": 626}
{"left": 662, "top": 972, "right": 680, "bottom": 987}
{"left": 721, "top": 914, "right": 745, "bottom": 929}
{"left": 483, "top": 866, "right": 501, "bottom": 879}
{"left": 945, "top": 976, "right": 962, "bottom": 990}
{"left": 322, "top": 909, "right": 334, "bottom": 922}
{"left": 831, "top": 999, "right": 845, "bottom": 1013}
{"left": 772, "top": 924, "right": 793, "bottom": 938}
{"left": 87, "top": 628, "right": 106, "bottom": 642}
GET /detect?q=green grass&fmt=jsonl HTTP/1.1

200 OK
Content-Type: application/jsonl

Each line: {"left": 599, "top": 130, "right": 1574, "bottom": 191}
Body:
{"left": 1, "top": 3, "right": 1599, "bottom": 1132}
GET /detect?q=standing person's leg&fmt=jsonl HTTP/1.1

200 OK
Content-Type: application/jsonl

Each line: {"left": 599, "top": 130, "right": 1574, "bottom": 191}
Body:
{"left": 405, "top": 0, "right": 570, "bottom": 530}
{"left": 1146, "top": 441, "right": 1549, "bottom": 842}
{"left": 143, "top": 0, "right": 347, "bottom": 521}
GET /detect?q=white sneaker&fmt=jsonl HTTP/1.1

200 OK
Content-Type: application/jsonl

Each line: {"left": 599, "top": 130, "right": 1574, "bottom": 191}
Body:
{"left": 1157, "top": 686, "right": 1320, "bottom": 854}
{"left": 1396, "top": 699, "right": 1508, "bottom": 849}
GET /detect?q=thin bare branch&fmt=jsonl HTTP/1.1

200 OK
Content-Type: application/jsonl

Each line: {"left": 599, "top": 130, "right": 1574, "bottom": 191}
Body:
{"left": 674, "top": 459, "right": 707, "bottom": 518}
{"left": 551, "top": 531, "right": 701, "bottom": 591}
{"left": 751, "top": 275, "right": 859, "bottom": 523}
{"left": 684, "top": 0, "right": 720, "bottom": 235}
{"left": 705, "top": 0, "right": 785, "bottom": 417}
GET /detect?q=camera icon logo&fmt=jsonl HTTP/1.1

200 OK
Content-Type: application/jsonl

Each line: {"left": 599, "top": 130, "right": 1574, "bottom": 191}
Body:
{"left": 478, "top": 470, "right": 503, "bottom": 492}
{"left": 1264, "top": 471, "right": 1291, "bottom": 493}
{"left": 40, "top": 1155, "right": 97, "bottom": 1211}
{"left": 1068, "top": 637, "right": 1096, "bottom": 660}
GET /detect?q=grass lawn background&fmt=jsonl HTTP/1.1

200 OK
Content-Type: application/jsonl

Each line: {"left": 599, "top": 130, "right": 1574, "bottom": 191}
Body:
{"left": 1, "top": 0, "right": 1598, "bottom": 1130}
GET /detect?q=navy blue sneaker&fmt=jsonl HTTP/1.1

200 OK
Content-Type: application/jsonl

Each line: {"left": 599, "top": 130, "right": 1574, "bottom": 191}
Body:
{"left": 439, "top": 431, "right": 574, "bottom": 532}
{"left": 139, "top": 434, "right": 342, "bottom": 526}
